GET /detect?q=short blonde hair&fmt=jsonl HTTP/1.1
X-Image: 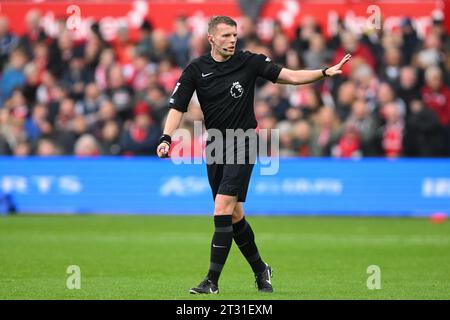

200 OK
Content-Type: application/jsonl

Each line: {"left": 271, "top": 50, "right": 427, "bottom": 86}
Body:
{"left": 208, "top": 16, "right": 237, "bottom": 34}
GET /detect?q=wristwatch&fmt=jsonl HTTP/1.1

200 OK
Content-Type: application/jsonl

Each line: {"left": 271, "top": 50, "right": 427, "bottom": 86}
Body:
{"left": 322, "top": 67, "right": 330, "bottom": 77}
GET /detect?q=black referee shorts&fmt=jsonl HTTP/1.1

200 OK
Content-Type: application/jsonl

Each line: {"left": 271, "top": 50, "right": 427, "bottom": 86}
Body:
{"left": 207, "top": 162, "right": 254, "bottom": 202}
{"left": 205, "top": 131, "right": 258, "bottom": 202}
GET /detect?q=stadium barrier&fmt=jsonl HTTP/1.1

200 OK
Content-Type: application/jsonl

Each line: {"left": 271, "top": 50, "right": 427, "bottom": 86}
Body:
{"left": 0, "top": 157, "right": 449, "bottom": 216}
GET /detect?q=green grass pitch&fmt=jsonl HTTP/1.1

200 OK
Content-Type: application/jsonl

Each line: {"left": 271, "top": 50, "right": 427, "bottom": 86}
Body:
{"left": 0, "top": 215, "right": 449, "bottom": 300}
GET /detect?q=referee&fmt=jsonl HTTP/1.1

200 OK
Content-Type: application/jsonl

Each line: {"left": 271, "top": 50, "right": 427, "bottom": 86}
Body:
{"left": 157, "top": 16, "right": 351, "bottom": 294}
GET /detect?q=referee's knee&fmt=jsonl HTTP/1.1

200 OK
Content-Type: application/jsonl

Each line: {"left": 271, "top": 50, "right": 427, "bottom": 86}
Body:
{"left": 214, "top": 194, "right": 238, "bottom": 215}
{"left": 232, "top": 211, "right": 244, "bottom": 224}
{"left": 232, "top": 204, "right": 244, "bottom": 224}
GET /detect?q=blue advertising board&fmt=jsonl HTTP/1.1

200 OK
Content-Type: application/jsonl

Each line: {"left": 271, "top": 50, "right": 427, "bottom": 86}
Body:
{"left": 0, "top": 157, "right": 449, "bottom": 216}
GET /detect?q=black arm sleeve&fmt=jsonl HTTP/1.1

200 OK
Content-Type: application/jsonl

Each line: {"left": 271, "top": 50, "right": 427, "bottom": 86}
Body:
{"left": 169, "top": 64, "right": 196, "bottom": 113}
{"left": 253, "top": 54, "right": 282, "bottom": 83}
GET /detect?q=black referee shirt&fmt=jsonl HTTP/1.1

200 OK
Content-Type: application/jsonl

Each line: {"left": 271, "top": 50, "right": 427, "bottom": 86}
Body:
{"left": 169, "top": 50, "right": 282, "bottom": 133}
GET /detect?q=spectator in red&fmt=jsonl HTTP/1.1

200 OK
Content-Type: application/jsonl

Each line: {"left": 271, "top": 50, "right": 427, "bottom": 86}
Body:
{"left": 111, "top": 25, "right": 135, "bottom": 66}
{"left": 422, "top": 65, "right": 450, "bottom": 126}
{"left": 378, "top": 102, "right": 404, "bottom": 158}
{"left": 421, "top": 65, "right": 450, "bottom": 153}
{"left": 130, "top": 53, "right": 152, "bottom": 94}
{"left": 332, "top": 31, "right": 376, "bottom": 78}
{"left": 157, "top": 57, "right": 182, "bottom": 94}
{"left": 120, "top": 102, "right": 160, "bottom": 156}
{"left": 332, "top": 124, "right": 362, "bottom": 158}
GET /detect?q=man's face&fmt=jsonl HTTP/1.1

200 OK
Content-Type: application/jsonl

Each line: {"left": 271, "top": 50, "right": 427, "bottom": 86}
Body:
{"left": 208, "top": 23, "right": 237, "bottom": 57}
{"left": 427, "top": 73, "right": 442, "bottom": 91}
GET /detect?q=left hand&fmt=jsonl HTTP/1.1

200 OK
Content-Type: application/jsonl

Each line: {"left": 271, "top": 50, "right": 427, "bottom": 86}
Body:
{"left": 157, "top": 142, "right": 170, "bottom": 158}
{"left": 326, "top": 54, "right": 352, "bottom": 76}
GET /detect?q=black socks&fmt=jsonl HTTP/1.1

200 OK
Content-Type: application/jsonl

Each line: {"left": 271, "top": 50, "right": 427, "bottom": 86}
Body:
{"left": 207, "top": 215, "right": 233, "bottom": 285}
{"left": 206, "top": 215, "right": 266, "bottom": 285}
{"left": 232, "top": 217, "right": 266, "bottom": 274}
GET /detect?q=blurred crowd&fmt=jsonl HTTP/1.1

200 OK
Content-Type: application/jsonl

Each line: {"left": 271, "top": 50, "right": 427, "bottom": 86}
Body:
{"left": 0, "top": 10, "right": 449, "bottom": 158}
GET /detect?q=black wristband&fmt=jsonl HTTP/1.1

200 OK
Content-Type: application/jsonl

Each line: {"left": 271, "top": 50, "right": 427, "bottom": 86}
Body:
{"left": 159, "top": 134, "right": 172, "bottom": 145}
{"left": 322, "top": 67, "right": 330, "bottom": 77}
